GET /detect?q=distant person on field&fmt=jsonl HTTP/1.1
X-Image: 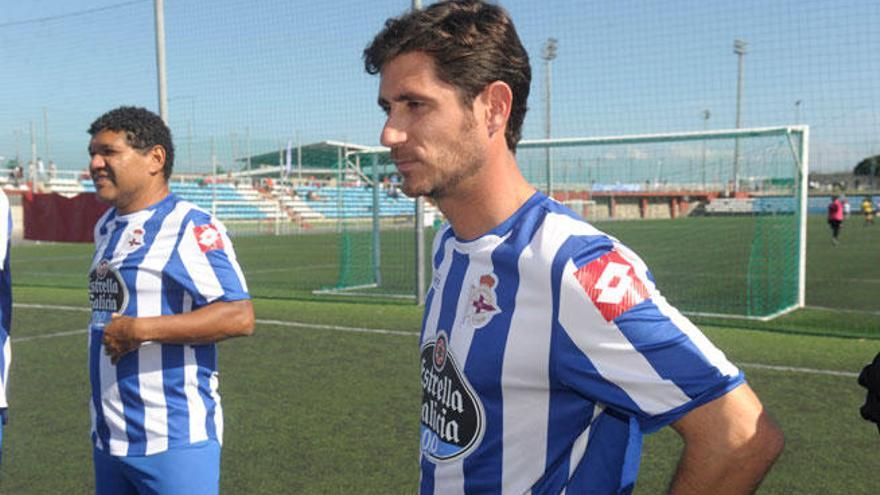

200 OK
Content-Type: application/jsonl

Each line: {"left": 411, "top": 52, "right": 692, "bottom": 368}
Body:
{"left": 364, "top": 1, "right": 783, "bottom": 493}
{"left": 0, "top": 188, "right": 12, "bottom": 465}
{"left": 861, "top": 196, "right": 874, "bottom": 226}
{"left": 828, "top": 195, "right": 844, "bottom": 244}
{"left": 843, "top": 198, "right": 851, "bottom": 217}
{"left": 87, "top": 106, "right": 254, "bottom": 495}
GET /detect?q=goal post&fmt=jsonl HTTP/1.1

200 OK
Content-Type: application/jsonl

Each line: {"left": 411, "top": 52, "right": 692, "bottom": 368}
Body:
{"left": 315, "top": 125, "right": 809, "bottom": 319}
{"left": 517, "top": 125, "right": 809, "bottom": 320}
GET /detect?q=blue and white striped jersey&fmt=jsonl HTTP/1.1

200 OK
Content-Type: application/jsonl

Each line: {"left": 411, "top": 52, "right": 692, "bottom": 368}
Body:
{"left": 89, "top": 193, "right": 249, "bottom": 457}
{"left": 0, "top": 190, "right": 11, "bottom": 412}
{"left": 419, "top": 192, "right": 743, "bottom": 494}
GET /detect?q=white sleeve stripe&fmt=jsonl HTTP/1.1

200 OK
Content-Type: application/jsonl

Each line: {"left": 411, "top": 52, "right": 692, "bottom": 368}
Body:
{"left": 559, "top": 259, "right": 692, "bottom": 415}
{"left": 177, "top": 220, "right": 226, "bottom": 301}
{"left": 651, "top": 293, "right": 740, "bottom": 377}
{"left": 615, "top": 242, "right": 739, "bottom": 377}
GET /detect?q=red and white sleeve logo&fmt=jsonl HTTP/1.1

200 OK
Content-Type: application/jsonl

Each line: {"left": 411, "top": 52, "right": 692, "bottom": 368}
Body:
{"left": 573, "top": 250, "right": 650, "bottom": 322}
{"left": 193, "top": 224, "right": 224, "bottom": 253}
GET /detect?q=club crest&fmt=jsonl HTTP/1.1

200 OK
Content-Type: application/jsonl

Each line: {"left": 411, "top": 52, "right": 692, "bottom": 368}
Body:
{"left": 121, "top": 226, "right": 146, "bottom": 252}
{"left": 466, "top": 273, "right": 500, "bottom": 328}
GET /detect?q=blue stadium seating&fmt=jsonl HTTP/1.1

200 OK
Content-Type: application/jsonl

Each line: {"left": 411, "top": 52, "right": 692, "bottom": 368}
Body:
{"left": 81, "top": 180, "right": 273, "bottom": 220}
{"left": 295, "top": 185, "right": 415, "bottom": 219}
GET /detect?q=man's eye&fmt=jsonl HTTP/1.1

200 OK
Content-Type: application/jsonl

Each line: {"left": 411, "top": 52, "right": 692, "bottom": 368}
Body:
{"left": 407, "top": 101, "right": 424, "bottom": 109}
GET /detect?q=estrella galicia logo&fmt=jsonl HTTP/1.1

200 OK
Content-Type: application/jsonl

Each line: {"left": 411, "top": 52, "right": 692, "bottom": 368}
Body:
{"left": 89, "top": 259, "right": 129, "bottom": 315}
{"left": 420, "top": 330, "right": 485, "bottom": 463}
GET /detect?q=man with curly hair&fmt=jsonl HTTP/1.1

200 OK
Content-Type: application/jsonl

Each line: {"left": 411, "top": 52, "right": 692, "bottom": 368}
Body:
{"left": 86, "top": 106, "right": 254, "bottom": 495}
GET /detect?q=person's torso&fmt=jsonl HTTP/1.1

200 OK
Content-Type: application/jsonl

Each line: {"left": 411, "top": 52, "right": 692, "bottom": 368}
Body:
{"left": 88, "top": 194, "right": 237, "bottom": 456}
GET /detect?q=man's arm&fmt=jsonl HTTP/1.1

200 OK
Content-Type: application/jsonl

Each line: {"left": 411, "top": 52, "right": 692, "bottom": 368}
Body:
{"left": 668, "top": 383, "right": 784, "bottom": 495}
{"left": 102, "top": 299, "right": 255, "bottom": 364}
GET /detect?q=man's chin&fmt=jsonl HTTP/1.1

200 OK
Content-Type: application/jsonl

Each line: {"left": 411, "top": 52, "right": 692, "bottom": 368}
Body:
{"left": 94, "top": 188, "right": 116, "bottom": 205}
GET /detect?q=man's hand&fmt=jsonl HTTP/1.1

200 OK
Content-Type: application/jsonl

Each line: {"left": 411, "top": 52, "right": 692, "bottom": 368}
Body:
{"left": 102, "top": 313, "right": 141, "bottom": 365}
{"left": 858, "top": 352, "right": 880, "bottom": 433}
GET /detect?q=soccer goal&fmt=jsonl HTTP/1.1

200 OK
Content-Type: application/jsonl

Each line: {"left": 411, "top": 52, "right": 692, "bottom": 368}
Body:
{"left": 317, "top": 126, "right": 808, "bottom": 319}
{"left": 312, "top": 147, "right": 431, "bottom": 301}
{"left": 516, "top": 125, "right": 809, "bottom": 320}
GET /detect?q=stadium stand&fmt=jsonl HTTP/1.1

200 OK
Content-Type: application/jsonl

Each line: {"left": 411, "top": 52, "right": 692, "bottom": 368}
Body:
{"left": 78, "top": 179, "right": 285, "bottom": 221}
{"left": 268, "top": 181, "right": 437, "bottom": 221}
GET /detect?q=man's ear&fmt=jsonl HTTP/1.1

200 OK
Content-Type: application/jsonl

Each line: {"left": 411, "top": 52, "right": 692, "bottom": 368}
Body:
{"left": 482, "top": 81, "right": 512, "bottom": 139}
{"left": 147, "top": 145, "right": 167, "bottom": 177}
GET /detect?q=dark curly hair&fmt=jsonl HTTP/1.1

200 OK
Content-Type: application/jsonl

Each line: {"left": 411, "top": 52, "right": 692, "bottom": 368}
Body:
{"left": 364, "top": 0, "right": 531, "bottom": 152}
{"left": 88, "top": 106, "right": 175, "bottom": 180}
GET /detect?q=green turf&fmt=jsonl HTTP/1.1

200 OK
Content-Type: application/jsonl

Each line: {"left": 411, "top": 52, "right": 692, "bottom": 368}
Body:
{"left": 1, "top": 287, "right": 877, "bottom": 493}
{"left": 13, "top": 213, "right": 878, "bottom": 338}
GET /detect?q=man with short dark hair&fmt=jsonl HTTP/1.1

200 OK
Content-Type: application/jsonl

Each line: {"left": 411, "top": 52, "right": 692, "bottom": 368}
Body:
{"left": 365, "top": 1, "right": 783, "bottom": 493}
{"left": 87, "top": 106, "right": 254, "bottom": 495}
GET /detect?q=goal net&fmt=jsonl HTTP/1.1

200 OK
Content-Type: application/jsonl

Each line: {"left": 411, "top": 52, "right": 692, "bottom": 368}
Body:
{"left": 516, "top": 126, "right": 809, "bottom": 320}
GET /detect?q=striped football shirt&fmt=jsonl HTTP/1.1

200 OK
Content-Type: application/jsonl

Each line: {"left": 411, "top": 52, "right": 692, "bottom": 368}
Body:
{"left": 418, "top": 191, "right": 743, "bottom": 494}
{"left": 0, "top": 190, "right": 11, "bottom": 412}
{"left": 89, "top": 193, "right": 249, "bottom": 457}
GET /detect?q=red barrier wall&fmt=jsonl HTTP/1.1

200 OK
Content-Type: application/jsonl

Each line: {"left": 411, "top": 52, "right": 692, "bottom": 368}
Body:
{"left": 23, "top": 193, "right": 110, "bottom": 243}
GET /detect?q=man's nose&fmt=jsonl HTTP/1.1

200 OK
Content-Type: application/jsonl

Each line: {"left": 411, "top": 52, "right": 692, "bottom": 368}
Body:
{"left": 89, "top": 155, "right": 105, "bottom": 171}
{"left": 380, "top": 118, "right": 407, "bottom": 148}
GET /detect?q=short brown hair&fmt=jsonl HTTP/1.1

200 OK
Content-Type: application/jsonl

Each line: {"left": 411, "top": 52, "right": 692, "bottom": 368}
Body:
{"left": 364, "top": 0, "right": 531, "bottom": 151}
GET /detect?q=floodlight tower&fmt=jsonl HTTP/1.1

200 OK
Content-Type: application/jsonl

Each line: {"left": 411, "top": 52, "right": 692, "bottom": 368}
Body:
{"left": 701, "top": 109, "right": 711, "bottom": 188}
{"left": 542, "top": 37, "right": 558, "bottom": 197}
{"left": 154, "top": 0, "right": 168, "bottom": 123}
{"left": 732, "top": 39, "right": 747, "bottom": 192}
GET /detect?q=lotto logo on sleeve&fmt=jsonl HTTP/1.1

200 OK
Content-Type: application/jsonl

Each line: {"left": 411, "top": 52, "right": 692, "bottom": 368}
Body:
{"left": 193, "top": 224, "right": 224, "bottom": 253}
{"left": 573, "top": 250, "right": 650, "bottom": 322}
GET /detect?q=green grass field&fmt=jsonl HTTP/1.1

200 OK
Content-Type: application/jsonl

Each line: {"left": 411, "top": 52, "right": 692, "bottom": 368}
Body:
{"left": 1, "top": 213, "right": 879, "bottom": 493}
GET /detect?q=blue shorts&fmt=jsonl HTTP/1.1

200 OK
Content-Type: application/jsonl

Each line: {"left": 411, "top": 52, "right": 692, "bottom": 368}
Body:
{"left": 93, "top": 440, "right": 220, "bottom": 495}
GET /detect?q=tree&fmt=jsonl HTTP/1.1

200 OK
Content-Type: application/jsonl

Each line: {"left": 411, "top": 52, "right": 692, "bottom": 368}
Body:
{"left": 854, "top": 155, "right": 880, "bottom": 176}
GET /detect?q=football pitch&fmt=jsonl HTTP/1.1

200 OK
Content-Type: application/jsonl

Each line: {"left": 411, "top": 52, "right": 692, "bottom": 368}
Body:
{"left": 1, "top": 214, "right": 878, "bottom": 493}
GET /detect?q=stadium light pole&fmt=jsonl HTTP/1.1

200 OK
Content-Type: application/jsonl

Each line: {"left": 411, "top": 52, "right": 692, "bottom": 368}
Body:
{"left": 413, "top": 0, "right": 426, "bottom": 305}
{"left": 14, "top": 128, "right": 21, "bottom": 167}
{"left": 542, "top": 37, "right": 558, "bottom": 197}
{"left": 42, "top": 107, "right": 51, "bottom": 165}
{"left": 29, "top": 122, "right": 37, "bottom": 191}
{"left": 154, "top": 0, "right": 168, "bottom": 124}
{"left": 701, "top": 109, "right": 710, "bottom": 189}
{"left": 732, "top": 39, "right": 747, "bottom": 193}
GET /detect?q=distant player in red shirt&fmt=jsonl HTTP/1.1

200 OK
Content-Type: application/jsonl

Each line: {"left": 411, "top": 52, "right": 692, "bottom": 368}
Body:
{"left": 828, "top": 195, "right": 844, "bottom": 244}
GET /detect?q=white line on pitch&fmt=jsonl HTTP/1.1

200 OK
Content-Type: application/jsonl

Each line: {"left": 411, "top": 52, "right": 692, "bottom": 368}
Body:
{"left": 14, "top": 303, "right": 90, "bottom": 312}
{"left": 257, "top": 318, "right": 419, "bottom": 338}
{"left": 739, "top": 362, "right": 858, "bottom": 378}
{"left": 10, "top": 303, "right": 865, "bottom": 378}
{"left": 13, "top": 329, "right": 88, "bottom": 342}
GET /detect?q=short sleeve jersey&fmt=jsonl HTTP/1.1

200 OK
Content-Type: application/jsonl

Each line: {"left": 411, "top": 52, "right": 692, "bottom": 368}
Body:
{"left": 0, "top": 190, "right": 11, "bottom": 411}
{"left": 89, "top": 193, "right": 249, "bottom": 457}
{"left": 418, "top": 192, "right": 743, "bottom": 494}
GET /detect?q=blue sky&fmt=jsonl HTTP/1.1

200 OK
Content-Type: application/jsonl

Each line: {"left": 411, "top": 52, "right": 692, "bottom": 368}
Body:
{"left": 1, "top": 0, "right": 877, "bottom": 174}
